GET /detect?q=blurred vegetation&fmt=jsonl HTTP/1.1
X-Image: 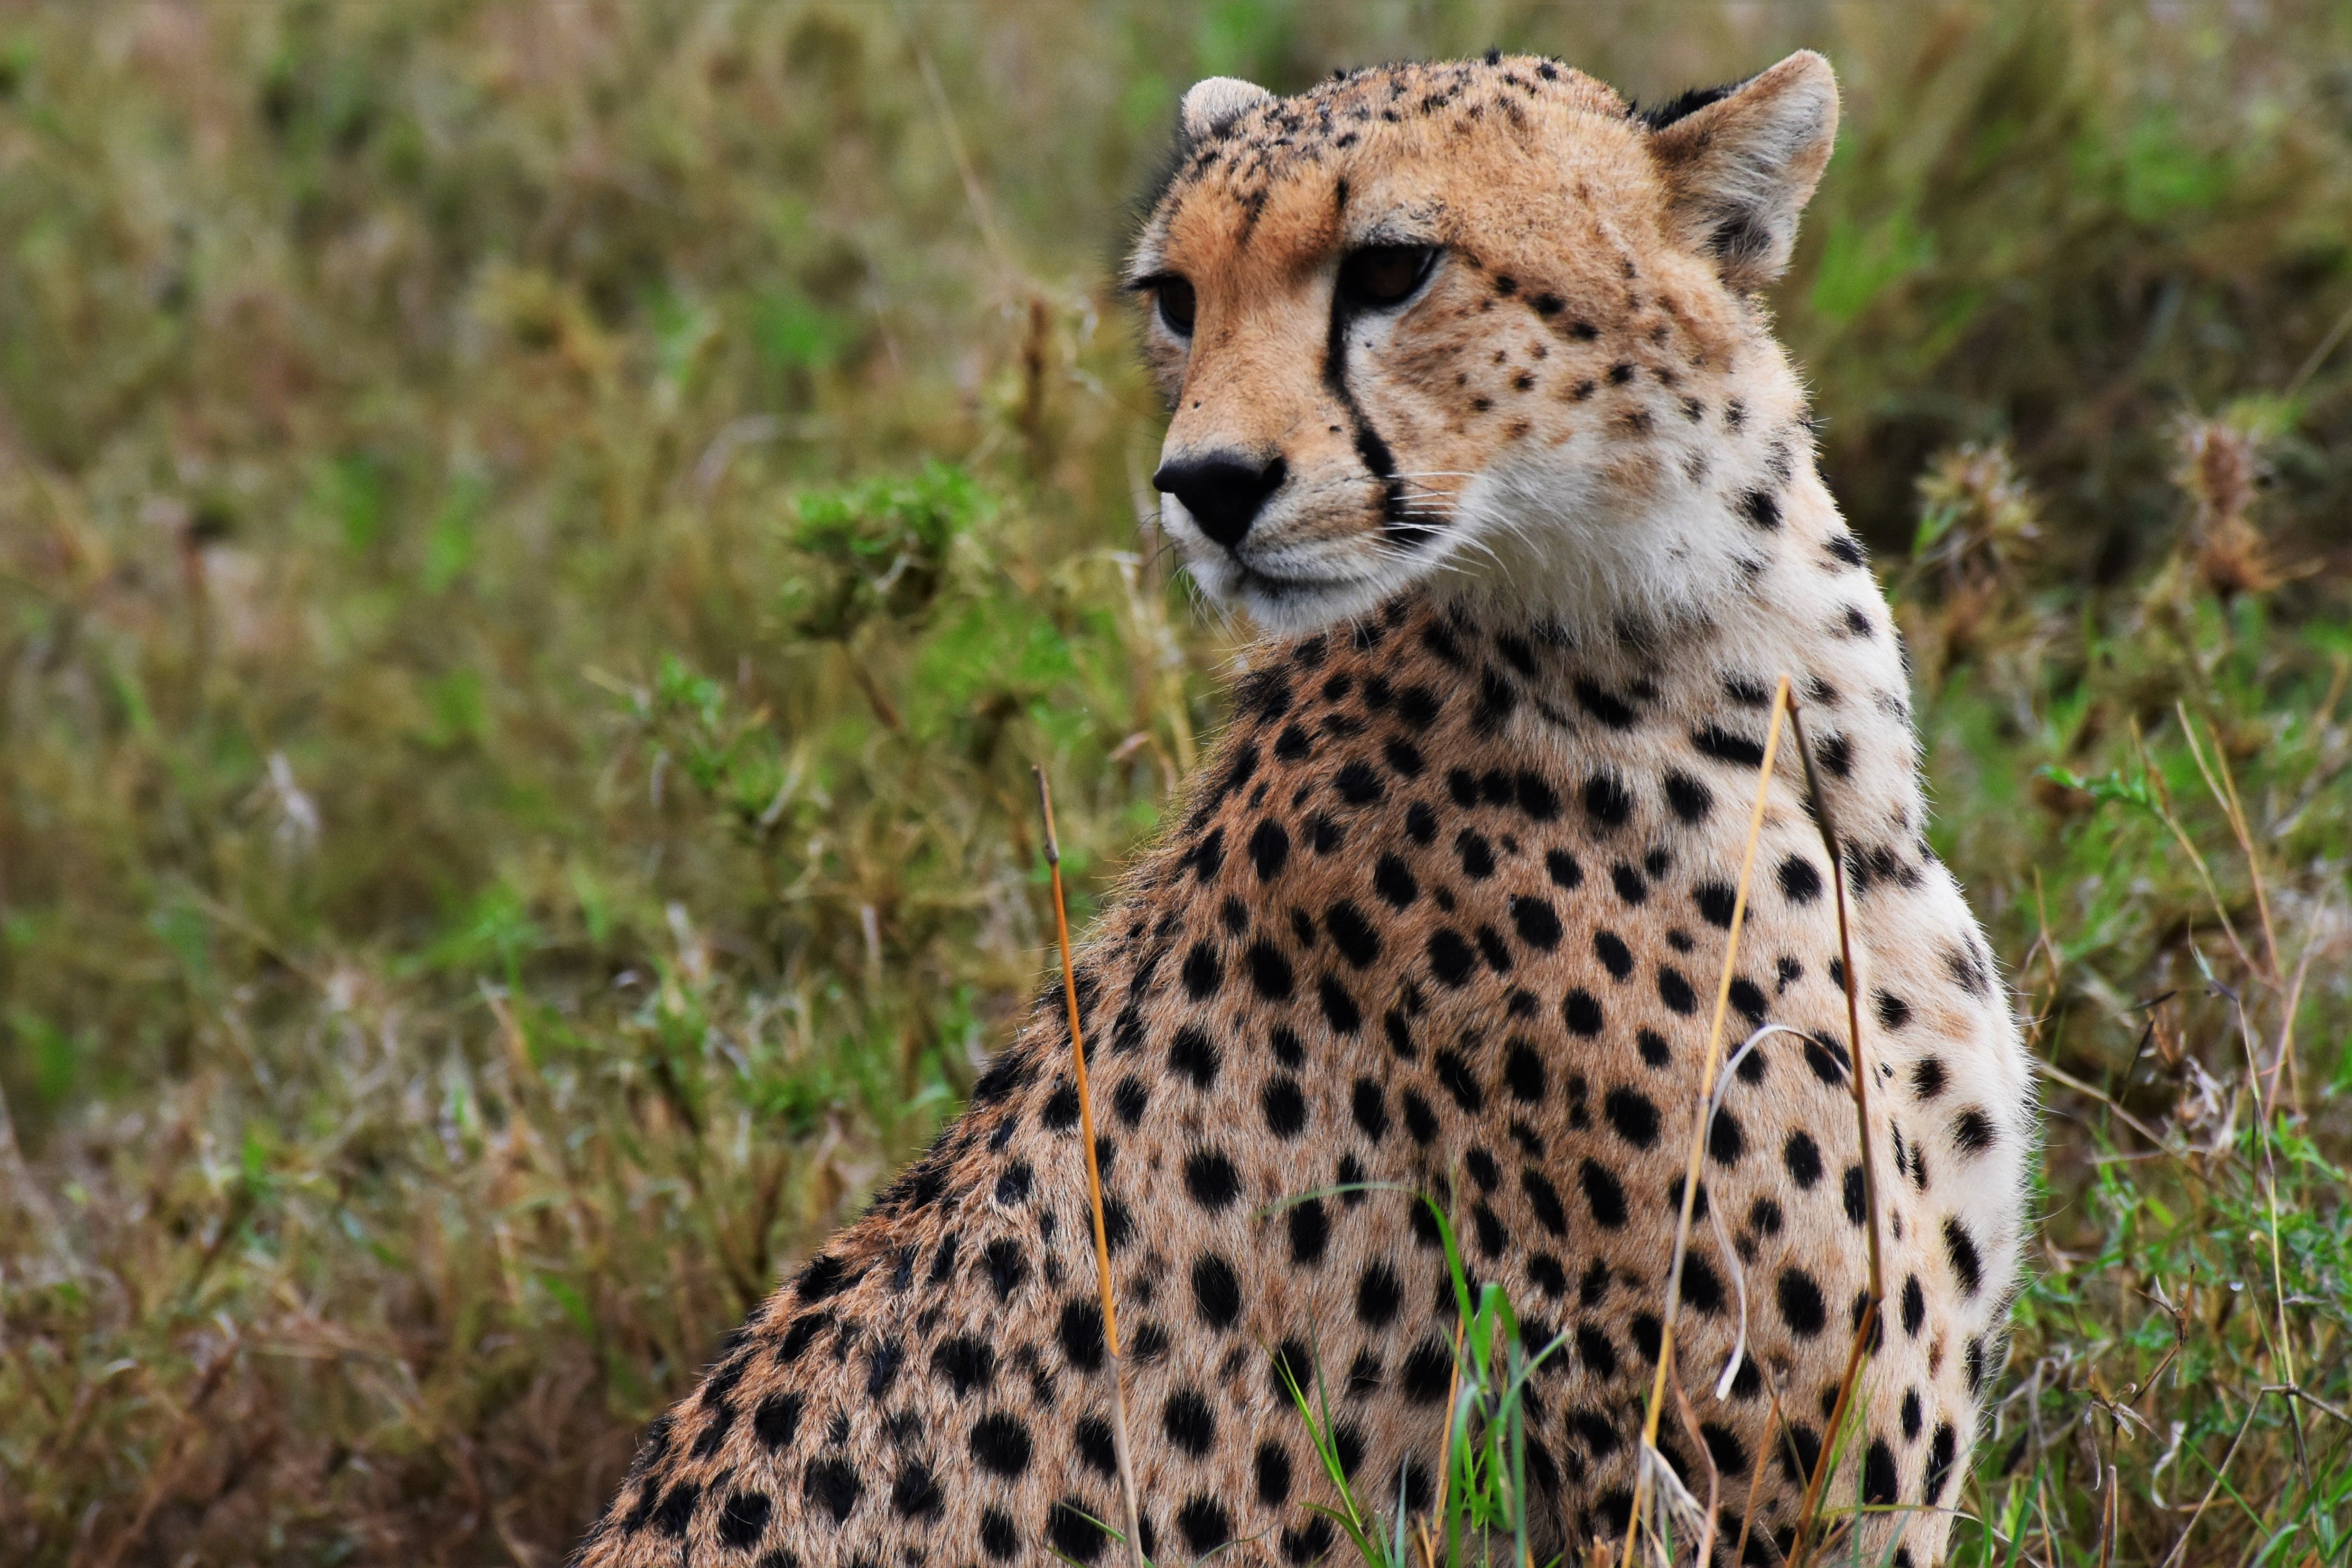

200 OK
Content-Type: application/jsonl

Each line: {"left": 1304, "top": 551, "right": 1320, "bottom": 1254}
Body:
{"left": 2, "top": 2, "right": 2350, "bottom": 1564}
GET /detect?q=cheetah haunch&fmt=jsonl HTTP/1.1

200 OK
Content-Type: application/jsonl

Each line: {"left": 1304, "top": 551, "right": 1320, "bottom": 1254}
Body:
{"left": 576, "top": 50, "right": 2030, "bottom": 1568}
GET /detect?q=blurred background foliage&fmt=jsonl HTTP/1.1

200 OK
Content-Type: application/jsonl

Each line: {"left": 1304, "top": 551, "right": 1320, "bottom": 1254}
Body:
{"left": 2, "top": 2, "right": 2350, "bottom": 1564}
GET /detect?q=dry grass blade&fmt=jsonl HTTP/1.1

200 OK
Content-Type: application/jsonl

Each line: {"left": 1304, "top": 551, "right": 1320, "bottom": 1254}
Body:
{"left": 1785, "top": 695, "right": 1888, "bottom": 1568}
{"left": 1621, "top": 676, "right": 1790, "bottom": 1568}
{"left": 1035, "top": 768, "right": 1146, "bottom": 1568}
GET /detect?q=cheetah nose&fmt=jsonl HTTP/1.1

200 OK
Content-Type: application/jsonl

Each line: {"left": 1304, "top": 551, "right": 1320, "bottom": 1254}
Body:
{"left": 1154, "top": 451, "right": 1287, "bottom": 551}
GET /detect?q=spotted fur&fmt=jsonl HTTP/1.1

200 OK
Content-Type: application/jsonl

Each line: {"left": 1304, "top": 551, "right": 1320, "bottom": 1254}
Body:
{"left": 575, "top": 50, "right": 2029, "bottom": 1568}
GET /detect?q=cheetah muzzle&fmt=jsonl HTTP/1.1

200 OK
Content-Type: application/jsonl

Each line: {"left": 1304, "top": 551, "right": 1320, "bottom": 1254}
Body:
{"left": 576, "top": 49, "right": 2032, "bottom": 1568}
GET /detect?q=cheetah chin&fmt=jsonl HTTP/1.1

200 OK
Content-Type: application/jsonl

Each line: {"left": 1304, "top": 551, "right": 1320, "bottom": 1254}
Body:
{"left": 577, "top": 51, "right": 2032, "bottom": 1568}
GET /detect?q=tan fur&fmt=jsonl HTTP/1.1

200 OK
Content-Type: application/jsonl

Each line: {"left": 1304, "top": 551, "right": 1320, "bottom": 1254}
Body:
{"left": 574, "top": 52, "right": 2028, "bottom": 1568}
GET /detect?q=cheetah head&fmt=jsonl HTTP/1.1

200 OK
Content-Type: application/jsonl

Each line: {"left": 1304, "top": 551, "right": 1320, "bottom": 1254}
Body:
{"left": 1130, "top": 52, "right": 1838, "bottom": 634}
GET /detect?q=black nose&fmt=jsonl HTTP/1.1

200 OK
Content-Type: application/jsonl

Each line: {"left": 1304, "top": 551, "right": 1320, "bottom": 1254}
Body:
{"left": 1154, "top": 452, "right": 1287, "bottom": 550}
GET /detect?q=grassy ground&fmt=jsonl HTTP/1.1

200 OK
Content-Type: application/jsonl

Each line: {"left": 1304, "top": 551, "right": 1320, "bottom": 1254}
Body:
{"left": 2, "top": 3, "right": 2350, "bottom": 1564}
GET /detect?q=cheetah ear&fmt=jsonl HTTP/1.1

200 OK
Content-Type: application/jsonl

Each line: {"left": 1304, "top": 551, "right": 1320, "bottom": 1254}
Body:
{"left": 1646, "top": 50, "right": 1838, "bottom": 292}
{"left": 1180, "top": 77, "right": 1275, "bottom": 143}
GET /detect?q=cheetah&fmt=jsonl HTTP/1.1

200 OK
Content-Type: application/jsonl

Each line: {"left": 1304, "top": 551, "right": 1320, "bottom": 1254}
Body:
{"left": 574, "top": 50, "right": 2031, "bottom": 1568}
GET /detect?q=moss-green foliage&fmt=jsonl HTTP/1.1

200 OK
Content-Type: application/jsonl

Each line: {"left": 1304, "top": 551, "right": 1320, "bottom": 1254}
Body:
{"left": 0, "top": 3, "right": 2348, "bottom": 1564}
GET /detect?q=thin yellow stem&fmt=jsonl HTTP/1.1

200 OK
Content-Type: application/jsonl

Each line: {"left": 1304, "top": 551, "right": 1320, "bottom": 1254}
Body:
{"left": 1035, "top": 768, "right": 1146, "bottom": 1568}
{"left": 1623, "top": 677, "right": 1790, "bottom": 1568}
{"left": 1786, "top": 695, "right": 1888, "bottom": 1568}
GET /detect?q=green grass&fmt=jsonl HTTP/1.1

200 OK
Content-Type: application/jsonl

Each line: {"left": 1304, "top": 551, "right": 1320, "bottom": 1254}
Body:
{"left": 3, "top": 2, "right": 2351, "bottom": 1564}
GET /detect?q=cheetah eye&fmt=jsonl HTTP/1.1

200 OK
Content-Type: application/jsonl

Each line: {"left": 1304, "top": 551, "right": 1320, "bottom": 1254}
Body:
{"left": 1337, "top": 245, "right": 1438, "bottom": 310}
{"left": 1154, "top": 277, "right": 1197, "bottom": 336}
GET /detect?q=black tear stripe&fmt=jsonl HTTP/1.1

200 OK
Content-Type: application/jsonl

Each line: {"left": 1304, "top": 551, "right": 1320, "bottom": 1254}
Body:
{"left": 1322, "top": 291, "right": 1427, "bottom": 545}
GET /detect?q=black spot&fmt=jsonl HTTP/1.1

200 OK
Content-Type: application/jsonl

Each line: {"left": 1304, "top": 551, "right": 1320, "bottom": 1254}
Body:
{"left": 1506, "top": 894, "right": 1561, "bottom": 951}
{"left": 1709, "top": 1106, "right": 1745, "bottom": 1164}
{"left": 1953, "top": 1107, "right": 1995, "bottom": 1154}
{"left": 1695, "top": 882, "right": 1737, "bottom": 928}
{"left": 1661, "top": 771, "right": 1712, "bottom": 823}
{"left": 1111, "top": 1076, "right": 1150, "bottom": 1127}
{"left": 1875, "top": 990, "right": 1912, "bottom": 1030}
{"left": 1562, "top": 988, "right": 1604, "bottom": 1037}
{"left": 1383, "top": 1008, "right": 1415, "bottom": 1060}
{"left": 1384, "top": 736, "right": 1426, "bottom": 778}
{"left": 887, "top": 1460, "right": 942, "bottom": 1522}
{"left": 1843, "top": 1165, "right": 1868, "bottom": 1225}
{"left": 1288, "top": 1196, "right": 1329, "bottom": 1266}
{"left": 1168, "top": 1025, "right": 1219, "bottom": 1090}
{"left": 1912, "top": 1057, "right": 1948, "bottom": 1099}
{"left": 1427, "top": 929, "right": 1476, "bottom": 987}
{"left": 1192, "top": 1253, "right": 1243, "bottom": 1329}
{"left": 934, "top": 1335, "right": 996, "bottom": 1397}
{"left": 1805, "top": 1034, "right": 1852, "bottom": 1085}
{"left": 1610, "top": 864, "right": 1647, "bottom": 905}
{"left": 751, "top": 1388, "right": 806, "bottom": 1454}
{"left": 1826, "top": 532, "right": 1868, "bottom": 567}
{"left": 1435, "top": 1049, "right": 1485, "bottom": 1112}
{"left": 1334, "top": 760, "right": 1385, "bottom": 806}
{"left": 1516, "top": 771, "right": 1562, "bottom": 820}
{"left": 1249, "top": 819, "right": 1291, "bottom": 880}
{"left": 1356, "top": 1260, "right": 1405, "bottom": 1327}
{"left": 1592, "top": 930, "right": 1634, "bottom": 981}
{"left": 1177, "top": 1495, "right": 1231, "bottom": 1555}
{"left": 1777, "top": 1268, "right": 1828, "bottom": 1338}
{"left": 1729, "top": 977, "right": 1767, "bottom": 1024}
{"left": 1503, "top": 1040, "right": 1546, "bottom": 1102}
{"left": 1184, "top": 1150, "right": 1242, "bottom": 1211}
{"left": 1574, "top": 678, "right": 1638, "bottom": 729}
{"left": 1374, "top": 853, "right": 1419, "bottom": 909}
{"left": 1784, "top": 1131, "right": 1823, "bottom": 1188}
{"left": 1927, "top": 1422, "right": 1958, "bottom": 1501}
{"left": 1471, "top": 667, "right": 1519, "bottom": 735}
{"left": 1160, "top": 1388, "right": 1217, "bottom": 1457}
{"left": 1700, "top": 1421, "right": 1750, "bottom": 1477}
{"left": 1247, "top": 940, "right": 1295, "bottom": 1001}
{"left": 1309, "top": 813, "right": 1345, "bottom": 853}
{"left": 1275, "top": 723, "right": 1313, "bottom": 761}
{"left": 1522, "top": 1168, "right": 1569, "bottom": 1234}
{"left": 1042, "top": 1079, "right": 1081, "bottom": 1130}
{"left": 1692, "top": 726, "right": 1766, "bottom": 767}
{"left": 1351, "top": 1077, "right": 1389, "bottom": 1140}
{"left": 1546, "top": 848, "right": 1584, "bottom": 889}
{"left": 1737, "top": 488, "right": 1782, "bottom": 530}
{"left": 1657, "top": 966, "right": 1697, "bottom": 1014}
{"left": 1048, "top": 1499, "right": 1109, "bottom": 1563}
{"left": 1401, "top": 1338, "right": 1454, "bottom": 1403}
{"left": 1864, "top": 1438, "right": 1898, "bottom": 1505}
{"left": 1584, "top": 772, "right": 1632, "bottom": 828}
{"left": 1383, "top": 686, "right": 1439, "bottom": 729}
{"left": 805, "top": 1458, "right": 861, "bottom": 1523}
{"left": 1944, "top": 1217, "right": 1984, "bottom": 1295}
{"left": 776, "top": 1312, "right": 832, "bottom": 1365}
{"left": 1181, "top": 942, "right": 1221, "bottom": 1000}
{"left": 1456, "top": 829, "right": 1496, "bottom": 879}
{"left": 1580, "top": 1160, "right": 1628, "bottom": 1228}
{"left": 644, "top": 1477, "right": 701, "bottom": 1538}
{"left": 1263, "top": 1075, "right": 1309, "bottom": 1137}
{"left": 1817, "top": 732, "right": 1853, "bottom": 778}
{"left": 1603, "top": 1087, "right": 1660, "bottom": 1149}
{"left": 796, "top": 1252, "right": 858, "bottom": 1303}
{"left": 969, "top": 1507, "right": 1036, "bottom": 1568}
{"left": 1058, "top": 1298, "right": 1105, "bottom": 1371}
{"left": 712, "top": 1486, "right": 773, "bottom": 1546}
{"left": 1325, "top": 902, "right": 1382, "bottom": 967}
{"left": 1751, "top": 1196, "right": 1785, "bottom": 1235}
{"left": 1319, "top": 975, "right": 1362, "bottom": 1033}
{"left": 1401, "top": 1090, "right": 1439, "bottom": 1144}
